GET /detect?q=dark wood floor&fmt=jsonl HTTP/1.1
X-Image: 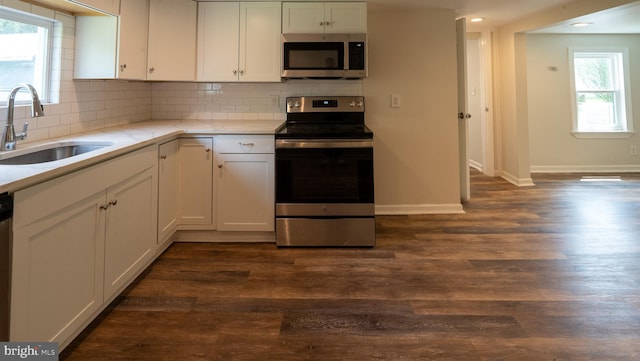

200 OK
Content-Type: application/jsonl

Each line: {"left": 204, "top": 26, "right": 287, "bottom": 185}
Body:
{"left": 61, "top": 171, "right": 640, "bottom": 360}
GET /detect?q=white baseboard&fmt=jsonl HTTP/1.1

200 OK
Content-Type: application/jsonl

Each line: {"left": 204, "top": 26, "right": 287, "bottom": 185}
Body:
{"left": 375, "top": 203, "right": 464, "bottom": 215}
{"left": 531, "top": 165, "right": 640, "bottom": 173}
{"left": 500, "top": 170, "right": 535, "bottom": 187}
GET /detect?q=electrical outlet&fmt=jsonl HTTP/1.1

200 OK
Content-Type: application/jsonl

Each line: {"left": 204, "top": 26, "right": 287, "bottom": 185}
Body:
{"left": 391, "top": 94, "right": 401, "bottom": 108}
{"left": 271, "top": 96, "right": 279, "bottom": 107}
{"left": 631, "top": 145, "right": 638, "bottom": 156}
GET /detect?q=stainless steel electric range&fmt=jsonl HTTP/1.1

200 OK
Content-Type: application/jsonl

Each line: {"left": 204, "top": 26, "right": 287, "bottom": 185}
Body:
{"left": 275, "top": 96, "right": 375, "bottom": 247}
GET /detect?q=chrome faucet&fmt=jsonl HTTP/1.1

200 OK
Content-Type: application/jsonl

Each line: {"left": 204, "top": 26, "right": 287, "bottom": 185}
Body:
{"left": 2, "top": 83, "right": 45, "bottom": 151}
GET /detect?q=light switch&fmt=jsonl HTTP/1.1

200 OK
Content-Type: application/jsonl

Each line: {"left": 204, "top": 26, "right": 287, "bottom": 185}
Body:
{"left": 391, "top": 94, "right": 401, "bottom": 108}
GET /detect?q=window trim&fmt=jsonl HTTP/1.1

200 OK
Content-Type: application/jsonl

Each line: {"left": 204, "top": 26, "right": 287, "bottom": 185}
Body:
{"left": 0, "top": 7, "right": 54, "bottom": 106}
{"left": 568, "top": 47, "right": 634, "bottom": 139}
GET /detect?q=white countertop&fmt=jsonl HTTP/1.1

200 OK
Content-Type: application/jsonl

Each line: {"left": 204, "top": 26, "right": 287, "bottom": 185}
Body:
{"left": 0, "top": 119, "right": 284, "bottom": 193}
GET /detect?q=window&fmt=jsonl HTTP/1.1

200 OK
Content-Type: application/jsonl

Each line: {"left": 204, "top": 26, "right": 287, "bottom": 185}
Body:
{"left": 0, "top": 8, "right": 53, "bottom": 105}
{"left": 569, "top": 48, "right": 633, "bottom": 137}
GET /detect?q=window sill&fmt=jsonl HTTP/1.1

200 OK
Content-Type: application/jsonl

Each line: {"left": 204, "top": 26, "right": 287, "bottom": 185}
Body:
{"left": 571, "top": 131, "right": 636, "bottom": 139}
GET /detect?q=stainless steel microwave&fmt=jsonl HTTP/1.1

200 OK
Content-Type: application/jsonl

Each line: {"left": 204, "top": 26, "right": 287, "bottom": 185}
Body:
{"left": 281, "top": 33, "right": 367, "bottom": 79}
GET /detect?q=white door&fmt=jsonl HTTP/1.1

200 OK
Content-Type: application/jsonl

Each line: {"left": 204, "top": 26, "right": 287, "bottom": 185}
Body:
{"left": 178, "top": 138, "right": 214, "bottom": 225}
{"left": 197, "top": 2, "right": 240, "bottom": 81}
{"left": 216, "top": 153, "right": 274, "bottom": 231}
{"left": 147, "top": 0, "right": 196, "bottom": 81}
{"left": 104, "top": 168, "right": 157, "bottom": 300}
{"left": 456, "top": 18, "right": 470, "bottom": 201}
{"left": 240, "top": 2, "right": 282, "bottom": 82}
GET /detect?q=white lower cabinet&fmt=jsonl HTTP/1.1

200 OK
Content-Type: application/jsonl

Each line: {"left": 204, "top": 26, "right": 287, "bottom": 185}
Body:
{"left": 11, "top": 191, "right": 105, "bottom": 345}
{"left": 158, "top": 139, "right": 179, "bottom": 243}
{"left": 103, "top": 167, "right": 158, "bottom": 300}
{"left": 215, "top": 135, "right": 274, "bottom": 231}
{"left": 178, "top": 137, "right": 214, "bottom": 226}
{"left": 11, "top": 146, "right": 158, "bottom": 347}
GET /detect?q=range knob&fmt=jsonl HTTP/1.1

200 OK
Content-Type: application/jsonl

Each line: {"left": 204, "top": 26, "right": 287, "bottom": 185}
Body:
{"left": 349, "top": 101, "right": 356, "bottom": 107}
{"left": 356, "top": 100, "right": 364, "bottom": 107}
{"left": 287, "top": 100, "right": 301, "bottom": 109}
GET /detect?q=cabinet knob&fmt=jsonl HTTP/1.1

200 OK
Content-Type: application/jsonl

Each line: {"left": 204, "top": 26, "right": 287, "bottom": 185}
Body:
{"left": 233, "top": 70, "right": 238, "bottom": 75}
{"left": 149, "top": 67, "right": 155, "bottom": 73}
{"left": 160, "top": 155, "right": 167, "bottom": 160}
{"left": 109, "top": 200, "right": 118, "bottom": 206}
{"left": 218, "top": 164, "right": 223, "bottom": 169}
{"left": 325, "top": 21, "right": 331, "bottom": 26}
{"left": 205, "top": 148, "right": 211, "bottom": 153}
{"left": 100, "top": 204, "right": 109, "bottom": 210}
{"left": 320, "top": 21, "right": 324, "bottom": 26}
{"left": 120, "top": 64, "right": 127, "bottom": 72}
{"left": 240, "top": 70, "right": 245, "bottom": 76}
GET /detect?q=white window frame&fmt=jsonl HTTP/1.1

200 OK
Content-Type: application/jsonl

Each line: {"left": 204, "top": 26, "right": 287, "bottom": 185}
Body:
{"left": 568, "top": 47, "right": 634, "bottom": 139}
{"left": 0, "top": 7, "right": 54, "bottom": 106}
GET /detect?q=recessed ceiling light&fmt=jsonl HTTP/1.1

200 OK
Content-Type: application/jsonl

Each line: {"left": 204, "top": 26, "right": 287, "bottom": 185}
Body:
{"left": 571, "top": 22, "right": 593, "bottom": 27}
{"left": 470, "top": 17, "right": 484, "bottom": 23}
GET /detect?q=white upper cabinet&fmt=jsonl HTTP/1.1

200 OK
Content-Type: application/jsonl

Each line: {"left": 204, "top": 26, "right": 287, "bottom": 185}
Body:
{"left": 197, "top": 2, "right": 281, "bottom": 82}
{"left": 282, "top": 2, "right": 367, "bottom": 34}
{"left": 67, "top": 0, "right": 120, "bottom": 15}
{"left": 116, "top": 0, "right": 149, "bottom": 79}
{"left": 147, "top": 0, "right": 197, "bottom": 81}
{"left": 74, "top": 0, "right": 148, "bottom": 80}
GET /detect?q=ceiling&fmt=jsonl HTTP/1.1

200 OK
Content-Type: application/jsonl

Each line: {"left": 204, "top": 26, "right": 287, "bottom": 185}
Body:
{"left": 365, "top": 0, "right": 640, "bottom": 33}
{"left": 24, "top": 0, "right": 640, "bottom": 34}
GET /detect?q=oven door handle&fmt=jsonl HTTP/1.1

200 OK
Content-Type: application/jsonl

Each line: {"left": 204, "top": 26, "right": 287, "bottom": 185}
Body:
{"left": 276, "top": 139, "right": 373, "bottom": 149}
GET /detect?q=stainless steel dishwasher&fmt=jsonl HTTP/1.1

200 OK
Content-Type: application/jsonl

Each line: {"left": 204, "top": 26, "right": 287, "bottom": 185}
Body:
{"left": 0, "top": 192, "right": 12, "bottom": 341}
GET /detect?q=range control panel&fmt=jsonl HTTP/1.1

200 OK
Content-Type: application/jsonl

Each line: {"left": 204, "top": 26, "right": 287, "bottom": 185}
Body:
{"left": 286, "top": 96, "right": 365, "bottom": 113}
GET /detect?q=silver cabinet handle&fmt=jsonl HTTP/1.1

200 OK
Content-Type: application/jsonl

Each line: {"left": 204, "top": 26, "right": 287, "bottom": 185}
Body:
{"left": 239, "top": 142, "right": 254, "bottom": 147}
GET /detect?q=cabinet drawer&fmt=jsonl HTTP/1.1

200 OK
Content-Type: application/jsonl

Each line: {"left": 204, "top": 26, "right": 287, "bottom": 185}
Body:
{"left": 215, "top": 135, "right": 274, "bottom": 154}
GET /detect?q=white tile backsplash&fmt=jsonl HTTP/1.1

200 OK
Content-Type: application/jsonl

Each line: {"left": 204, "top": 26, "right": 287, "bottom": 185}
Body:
{"left": 1, "top": 4, "right": 362, "bottom": 147}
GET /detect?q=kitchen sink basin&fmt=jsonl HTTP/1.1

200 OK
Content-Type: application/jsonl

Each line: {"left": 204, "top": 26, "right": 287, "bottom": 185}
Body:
{"left": 0, "top": 141, "right": 114, "bottom": 165}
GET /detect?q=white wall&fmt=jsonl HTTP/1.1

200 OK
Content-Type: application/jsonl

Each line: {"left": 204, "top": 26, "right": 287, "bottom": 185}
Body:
{"left": 364, "top": 7, "right": 462, "bottom": 214}
{"left": 527, "top": 33, "right": 640, "bottom": 172}
{"left": 494, "top": 0, "right": 637, "bottom": 185}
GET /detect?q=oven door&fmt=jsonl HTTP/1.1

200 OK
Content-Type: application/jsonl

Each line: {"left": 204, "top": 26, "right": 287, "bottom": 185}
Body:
{"left": 275, "top": 139, "right": 374, "bottom": 216}
{"left": 275, "top": 139, "right": 375, "bottom": 246}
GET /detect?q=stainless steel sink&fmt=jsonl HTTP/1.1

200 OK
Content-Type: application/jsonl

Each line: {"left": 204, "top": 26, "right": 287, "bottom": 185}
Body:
{"left": 0, "top": 141, "right": 114, "bottom": 165}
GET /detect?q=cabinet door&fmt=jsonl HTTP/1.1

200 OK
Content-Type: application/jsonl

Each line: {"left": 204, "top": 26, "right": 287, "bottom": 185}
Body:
{"left": 325, "top": 2, "right": 367, "bottom": 33}
{"left": 74, "top": 16, "right": 118, "bottom": 79}
{"left": 104, "top": 167, "right": 158, "bottom": 300}
{"left": 11, "top": 192, "right": 105, "bottom": 343}
{"left": 197, "top": 2, "right": 240, "bottom": 82}
{"left": 147, "top": 0, "right": 196, "bottom": 81}
{"left": 178, "top": 138, "right": 214, "bottom": 226}
{"left": 117, "top": 0, "right": 148, "bottom": 79}
{"left": 158, "top": 140, "right": 179, "bottom": 243}
{"left": 240, "top": 2, "right": 281, "bottom": 82}
{"left": 216, "top": 153, "right": 274, "bottom": 231}
{"left": 282, "top": 2, "right": 325, "bottom": 34}
{"left": 68, "top": 0, "right": 120, "bottom": 15}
